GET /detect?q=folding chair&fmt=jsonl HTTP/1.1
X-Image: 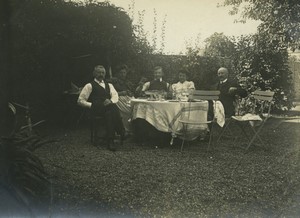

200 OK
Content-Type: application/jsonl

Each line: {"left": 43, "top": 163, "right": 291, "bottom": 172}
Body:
{"left": 217, "top": 90, "right": 274, "bottom": 151}
{"left": 216, "top": 96, "right": 243, "bottom": 143}
{"left": 178, "top": 90, "right": 220, "bottom": 151}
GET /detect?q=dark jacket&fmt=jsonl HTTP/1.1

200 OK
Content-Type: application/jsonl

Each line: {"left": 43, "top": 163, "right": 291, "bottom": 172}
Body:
{"left": 217, "top": 79, "right": 247, "bottom": 117}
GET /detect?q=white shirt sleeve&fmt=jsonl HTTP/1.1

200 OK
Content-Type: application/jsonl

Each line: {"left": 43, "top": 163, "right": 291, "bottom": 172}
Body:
{"left": 77, "top": 83, "right": 92, "bottom": 108}
{"left": 189, "top": 81, "right": 195, "bottom": 90}
{"left": 142, "top": 81, "right": 150, "bottom": 91}
{"left": 77, "top": 82, "right": 118, "bottom": 107}
{"left": 109, "top": 83, "right": 119, "bottom": 103}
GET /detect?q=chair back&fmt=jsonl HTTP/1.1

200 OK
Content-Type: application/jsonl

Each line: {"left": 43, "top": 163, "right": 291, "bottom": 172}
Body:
{"left": 190, "top": 90, "right": 220, "bottom": 101}
{"left": 252, "top": 90, "right": 275, "bottom": 116}
{"left": 180, "top": 102, "right": 209, "bottom": 119}
{"left": 179, "top": 101, "right": 209, "bottom": 141}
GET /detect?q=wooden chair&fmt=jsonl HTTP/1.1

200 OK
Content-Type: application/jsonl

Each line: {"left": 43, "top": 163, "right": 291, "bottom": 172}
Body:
{"left": 190, "top": 90, "right": 221, "bottom": 101}
{"left": 217, "top": 90, "right": 275, "bottom": 151}
{"left": 178, "top": 90, "right": 220, "bottom": 151}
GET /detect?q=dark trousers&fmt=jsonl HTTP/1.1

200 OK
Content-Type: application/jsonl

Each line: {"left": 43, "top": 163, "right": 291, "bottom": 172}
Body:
{"left": 104, "top": 104, "right": 125, "bottom": 140}
{"left": 93, "top": 103, "right": 125, "bottom": 141}
{"left": 207, "top": 100, "right": 214, "bottom": 131}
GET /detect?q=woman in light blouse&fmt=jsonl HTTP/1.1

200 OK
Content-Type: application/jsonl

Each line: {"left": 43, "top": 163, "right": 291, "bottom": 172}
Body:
{"left": 171, "top": 70, "right": 195, "bottom": 98}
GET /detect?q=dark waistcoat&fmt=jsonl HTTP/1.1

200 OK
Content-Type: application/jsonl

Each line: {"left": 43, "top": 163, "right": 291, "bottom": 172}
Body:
{"left": 89, "top": 80, "right": 111, "bottom": 103}
{"left": 89, "top": 81, "right": 111, "bottom": 116}
{"left": 149, "top": 80, "right": 168, "bottom": 92}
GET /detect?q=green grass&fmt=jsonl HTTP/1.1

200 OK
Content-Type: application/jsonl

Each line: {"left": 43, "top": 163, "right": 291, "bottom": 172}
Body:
{"left": 35, "top": 118, "right": 300, "bottom": 217}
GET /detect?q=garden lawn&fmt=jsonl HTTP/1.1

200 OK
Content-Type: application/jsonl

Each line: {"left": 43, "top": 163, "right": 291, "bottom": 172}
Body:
{"left": 35, "top": 117, "right": 300, "bottom": 217}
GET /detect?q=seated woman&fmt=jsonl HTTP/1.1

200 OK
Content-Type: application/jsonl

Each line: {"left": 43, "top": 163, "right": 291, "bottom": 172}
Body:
{"left": 171, "top": 70, "right": 195, "bottom": 100}
{"left": 109, "top": 64, "right": 134, "bottom": 134}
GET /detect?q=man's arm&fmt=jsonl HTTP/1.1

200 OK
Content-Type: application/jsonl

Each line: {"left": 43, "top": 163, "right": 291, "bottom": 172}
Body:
{"left": 77, "top": 83, "right": 92, "bottom": 108}
{"left": 228, "top": 80, "right": 247, "bottom": 98}
{"left": 141, "top": 81, "right": 150, "bottom": 92}
{"left": 108, "top": 83, "right": 119, "bottom": 103}
{"left": 188, "top": 81, "right": 195, "bottom": 90}
{"left": 170, "top": 83, "right": 176, "bottom": 92}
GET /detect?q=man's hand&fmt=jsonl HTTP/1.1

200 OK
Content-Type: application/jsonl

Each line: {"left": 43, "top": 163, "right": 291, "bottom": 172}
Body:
{"left": 228, "top": 87, "right": 237, "bottom": 94}
{"left": 103, "top": 99, "right": 112, "bottom": 106}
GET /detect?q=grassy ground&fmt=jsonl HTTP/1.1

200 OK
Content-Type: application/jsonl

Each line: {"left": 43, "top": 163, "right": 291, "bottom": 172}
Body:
{"left": 34, "top": 117, "right": 300, "bottom": 217}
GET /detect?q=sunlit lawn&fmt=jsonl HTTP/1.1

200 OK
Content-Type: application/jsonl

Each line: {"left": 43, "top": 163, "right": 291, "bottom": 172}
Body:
{"left": 36, "top": 117, "right": 300, "bottom": 217}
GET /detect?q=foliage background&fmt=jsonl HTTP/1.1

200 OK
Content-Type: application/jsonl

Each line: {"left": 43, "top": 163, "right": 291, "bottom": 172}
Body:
{"left": 9, "top": 0, "right": 139, "bottom": 121}
{"left": 6, "top": 0, "right": 297, "bottom": 126}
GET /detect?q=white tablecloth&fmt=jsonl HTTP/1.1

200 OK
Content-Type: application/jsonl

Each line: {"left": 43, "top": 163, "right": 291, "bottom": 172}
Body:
{"left": 131, "top": 99, "right": 210, "bottom": 139}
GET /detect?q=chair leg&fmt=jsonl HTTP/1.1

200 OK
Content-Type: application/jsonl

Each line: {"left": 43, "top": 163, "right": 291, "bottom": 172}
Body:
{"left": 91, "top": 120, "right": 94, "bottom": 144}
{"left": 245, "top": 122, "right": 266, "bottom": 151}
{"left": 216, "top": 118, "right": 231, "bottom": 143}
{"left": 180, "top": 124, "right": 187, "bottom": 152}
{"left": 237, "top": 122, "right": 251, "bottom": 141}
{"left": 231, "top": 121, "right": 251, "bottom": 148}
{"left": 207, "top": 123, "right": 214, "bottom": 151}
{"left": 249, "top": 124, "right": 264, "bottom": 146}
{"left": 180, "top": 138, "right": 185, "bottom": 152}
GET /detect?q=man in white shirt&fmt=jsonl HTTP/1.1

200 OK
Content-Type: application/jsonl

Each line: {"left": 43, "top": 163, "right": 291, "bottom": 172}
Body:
{"left": 171, "top": 70, "right": 195, "bottom": 98}
{"left": 142, "top": 66, "right": 169, "bottom": 92}
{"left": 78, "top": 65, "right": 125, "bottom": 151}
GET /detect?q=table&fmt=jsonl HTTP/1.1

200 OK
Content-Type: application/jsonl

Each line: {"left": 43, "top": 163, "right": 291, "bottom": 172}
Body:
{"left": 130, "top": 99, "right": 211, "bottom": 141}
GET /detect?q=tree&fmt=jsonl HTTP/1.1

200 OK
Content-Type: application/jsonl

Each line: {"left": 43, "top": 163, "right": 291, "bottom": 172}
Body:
{"left": 204, "top": 32, "right": 236, "bottom": 59}
{"left": 217, "top": 0, "right": 297, "bottom": 110}
{"left": 232, "top": 33, "right": 294, "bottom": 111}
{"left": 221, "top": 0, "right": 300, "bottom": 51}
{"left": 9, "top": 0, "right": 143, "bottom": 121}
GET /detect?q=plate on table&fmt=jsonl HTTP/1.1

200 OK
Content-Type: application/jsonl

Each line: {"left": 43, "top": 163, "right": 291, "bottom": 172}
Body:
{"left": 192, "top": 99, "right": 204, "bottom": 102}
{"left": 147, "top": 98, "right": 158, "bottom": 101}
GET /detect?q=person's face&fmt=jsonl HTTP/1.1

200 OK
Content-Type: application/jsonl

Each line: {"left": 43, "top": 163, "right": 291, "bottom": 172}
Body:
{"left": 153, "top": 68, "right": 163, "bottom": 80}
{"left": 118, "top": 69, "right": 127, "bottom": 80}
{"left": 217, "top": 69, "right": 228, "bottom": 81}
{"left": 94, "top": 67, "right": 106, "bottom": 81}
{"left": 178, "top": 73, "right": 187, "bottom": 83}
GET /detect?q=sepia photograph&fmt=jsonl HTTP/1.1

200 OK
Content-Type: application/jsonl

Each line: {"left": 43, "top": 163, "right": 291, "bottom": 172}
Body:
{"left": 0, "top": 0, "right": 300, "bottom": 217}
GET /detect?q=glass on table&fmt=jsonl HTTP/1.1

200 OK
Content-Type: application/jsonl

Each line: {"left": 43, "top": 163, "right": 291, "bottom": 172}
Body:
{"left": 180, "top": 91, "right": 189, "bottom": 102}
{"left": 158, "top": 91, "right": 167, "bottom": 101}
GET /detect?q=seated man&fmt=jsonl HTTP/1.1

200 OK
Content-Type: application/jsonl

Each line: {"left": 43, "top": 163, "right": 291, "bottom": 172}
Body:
{"left": 215, "top": 67, "right": 247, "bottom": 117}
{"left": 171, "top": 70, "right": 195, "bottom": 99}
{"left": 77, "top": 65, "right": 125, "bottom": 151}
{"left": 109, "top": 64, "right": 134, "bottom": 134}
{"left": 134, "top": 66, "right": 170, "bottom": 143}
{"left": 142, "top": 66, "right": 169, "bottom": 93}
